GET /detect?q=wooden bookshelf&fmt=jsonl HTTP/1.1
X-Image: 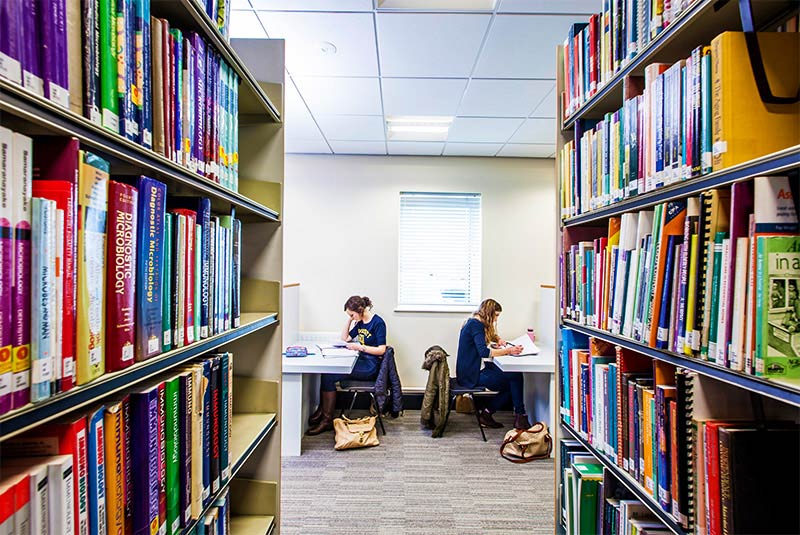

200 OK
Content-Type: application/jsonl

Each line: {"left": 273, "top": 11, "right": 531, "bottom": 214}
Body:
{"left": 554, "top": 2, "right": 800, "bottom": 533}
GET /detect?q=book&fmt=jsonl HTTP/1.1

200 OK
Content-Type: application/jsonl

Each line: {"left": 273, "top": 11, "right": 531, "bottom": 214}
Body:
{"left": 218, "top": 354, "right": 230, "bottom": 483}
{"left": 81, "top": 0, "right": 101, "bottom": 124}
{"left": 0, "top": 127, "right": 13, "bottom": 414}
{"left": 121, "top": 394, "right": 134, "bottom": 535}
{"left": 209, "top": 356, "right": 221, "bottom": 494}
{"left": 20, "top": 0, "right": 44, "bottom": 96}
{"left": 199, "top": 358, "right": 211, "bottom": 504}
{"left": 3, "top": 459, "right": 49, "bottom": 534}
{"left": 11, "top": 132, "right": 32, "bottom": 408}
{"left": 106, "top": 181, "right": 138, "bottom": 372}
{"left": 130, "top": 385, "right": 160, "bottom": 535}
{"left": 30, "top": 197, "right": 56, "bottom": 402}
{"left": 98, "top": 0, "right": 118, "bottom": 132}
{"left": 0, "top": 0, "right": 22, "bottom": 85}
{"left": 162, "top": 212, "right": 172, "bottom": 352}
{"left": 86, "top": 406, "right": 106, "bottom": 535}
{"left": 573, "top": 462, "right": 604, "bottom": 534}
{"left": 151, "top": 17, "right": 165, "bottom": 156}
{"left": 164, "top": 374, "right": 181, "bottom": 535}
{"left": 104, "top": 401, "right": 126, "bottom": 535}
{"left": 177, "top": 370, "right": 193, "bottom": 526}
{"left": 46, "top": 455, "right": 75, "bottom": 535}
{"left": 157, "top": 381, "right": 167, "bottom": 535}
{"left": 133, "top": 176, "right": 166, "bottom": 361}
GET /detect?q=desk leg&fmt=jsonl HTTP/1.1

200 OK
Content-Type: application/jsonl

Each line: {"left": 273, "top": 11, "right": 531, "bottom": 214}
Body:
{"left": 281, "top": 373, "right": 303, "bottom": 457}
{"left": 549, "top": 372, "right": 555, "bottom": 458}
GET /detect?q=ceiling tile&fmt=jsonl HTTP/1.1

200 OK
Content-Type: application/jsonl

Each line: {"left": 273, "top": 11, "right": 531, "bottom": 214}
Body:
{"left": 377, "top": 13, "right": 491, "bottom": 77}
{"left": 315, "top": 115, "right": 386, "bottom": 141}
{"left": 292, "top": 76, "right": 383, "bottom": 115}
{"left": 387, "top": 142, "right": 445, "bottom": 156}
{"left": 448, "top": 117, "right": 524, "bottom": 143}
{"left": 230, "top": 10, "right": 267, "bottom": 38}
{"left": 458, "top": 79, "right": 553, "bottom": 118}
{"left": 330, "top": 140, "right": 387, "bottom": 155}
{"left": 382, "top": 78, "right": 467, "bottom": 117}
{"left": 497, "top": 143, "right": 555, "bottom": 157}
{"left": 443, "top": 143, "right": 502, "bottom": 157}
{"left": 285, "top": 139, "right": 333, "bottom": 154}
{"left": 256, "top": 11, "right": 378, "bottom": 76}
{"left": 498, "top": 0, "right": 599, "bottom": 13}
{"left": 251, "top": 0, "right": 373, "bottom": 10}
{"left": 530, "top": 84, "right": 556, "bottom": 118}
{"left": 284, "top": 80, "right": 327, "bottom": 140}
{"left": 231, "top": 0, "right": 253, "bottom": 8}
{"left": 474, "top": 15, "right": 583, "bottom": 78}
{"left": 508, "top": 118, "right": 556, "bottom": 144}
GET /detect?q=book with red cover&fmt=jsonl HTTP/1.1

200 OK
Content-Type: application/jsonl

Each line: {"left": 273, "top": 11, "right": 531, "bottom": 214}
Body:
{"left": 588, "top": 14, "right": 598, "bottom": 95}
{"left": 32, "top": 137, "right": 79, "bottom": 393}
{"left": 4, "top": 414, "right": 89, "bottom": 535}
{"left": 106, "top": 181, "right": 138, "bottom": 372}
{"left": 705, "top": 420, "right": 737, "bottom": 535}
{"left": 615, "top": 347, "right": 652, "bottom": 466}
{"left": 171, "top": 209, "right": 196, "bottom": 346}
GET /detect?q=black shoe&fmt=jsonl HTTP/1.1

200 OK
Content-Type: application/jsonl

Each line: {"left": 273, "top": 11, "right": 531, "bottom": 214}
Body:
{"left": 478, "top": 409, "right": 503, "bottom": 429}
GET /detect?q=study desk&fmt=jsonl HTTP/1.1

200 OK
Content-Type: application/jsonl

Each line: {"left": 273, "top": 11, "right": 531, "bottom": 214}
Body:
{"left": 494, "top": 347, "right": 556, "bottom": 430}
{"left": 282, "top": 345, "right": 357, "bottom": 457}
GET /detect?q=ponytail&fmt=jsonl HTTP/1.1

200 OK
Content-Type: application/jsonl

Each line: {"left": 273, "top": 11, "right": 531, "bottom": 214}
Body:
{"left": 344, "top": 295, "right": 373, "bottom": 314}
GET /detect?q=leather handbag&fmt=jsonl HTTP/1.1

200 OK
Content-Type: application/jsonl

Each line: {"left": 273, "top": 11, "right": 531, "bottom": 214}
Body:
{"left": 333, "top": 415, "right": 380, "bottom": 451}
{"left": 500, "top": 422, "right": 552, "bottom": 463}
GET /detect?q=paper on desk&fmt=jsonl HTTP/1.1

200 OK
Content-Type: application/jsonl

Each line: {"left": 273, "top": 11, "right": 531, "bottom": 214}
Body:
{"left": 316, "top": 345, "right": 358, "bottom": 358}
{"left": 505, "top": 334, "right": 540, "bottom": 356}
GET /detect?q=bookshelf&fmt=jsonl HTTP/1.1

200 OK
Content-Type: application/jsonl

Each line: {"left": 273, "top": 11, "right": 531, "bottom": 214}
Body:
{"left": 0, "top": 2, "right": 285, "bottom": 532}
{"left": 554, "top": 1, "right": 800, "bottom": 534}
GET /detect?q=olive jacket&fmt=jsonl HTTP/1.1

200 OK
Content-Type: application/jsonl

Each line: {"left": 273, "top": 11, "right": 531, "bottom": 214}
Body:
{"left": 420, "top": 347, "right": 451, "bottom": 438}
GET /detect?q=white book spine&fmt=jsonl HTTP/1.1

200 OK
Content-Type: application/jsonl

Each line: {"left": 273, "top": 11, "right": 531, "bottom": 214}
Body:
{"left": 47, "top": 456, "right": 74, "bottom": 535}
{"left": 622, "top": 249, "right": 640, "bottom": 339}
{"left": 29, "top": 466, "right": 49, "bottom": 535}
{"left": 30, "top": 198, "right": 56, "bottom": 403}
{"left": 716, "top": 238, "right": 731, "bottom": 366}
{"left": 53, "top": 210, "right": 64, "bottom": 390}
{"left": 729, "top": 237, "right": 749, "bottom": 372}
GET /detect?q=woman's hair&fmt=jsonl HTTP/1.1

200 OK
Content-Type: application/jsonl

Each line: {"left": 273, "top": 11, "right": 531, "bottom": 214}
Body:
{"left": 474, "top": 299, "right": 502, "bottom": 343}
{"left": 344, "top": 295, "right": 373, "bottom": 315}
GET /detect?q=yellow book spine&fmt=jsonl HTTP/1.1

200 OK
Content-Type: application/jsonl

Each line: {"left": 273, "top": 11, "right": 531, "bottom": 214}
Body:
{"left": 642, "top": 389, "right": 655, "bottom": 495}
{"left": 684, "top": 233, "right": 700, "bottom": 355}
{"left": 104, "top": 402, "right": 125, "bottom": 535}
{"left": 76, "top": 152, "right": 108, "bottom": 384}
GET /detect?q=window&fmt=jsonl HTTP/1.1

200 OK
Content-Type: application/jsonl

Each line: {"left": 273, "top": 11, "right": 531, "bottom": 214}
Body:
{"left": 397, "top": 192, "right": 482, "bottom": 311}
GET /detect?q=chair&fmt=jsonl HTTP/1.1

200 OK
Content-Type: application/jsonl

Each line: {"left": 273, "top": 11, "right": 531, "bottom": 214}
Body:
{"left": 338, "top": 380, "right": 386, "bottom": 435}
{"left": 447, "top": 378, "right": 499, "bottom": 442}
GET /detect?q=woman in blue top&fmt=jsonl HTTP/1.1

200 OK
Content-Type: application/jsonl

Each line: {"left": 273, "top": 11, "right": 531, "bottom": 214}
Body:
{"left": 306, "top": 295, "right": 387, "bottom": 435}
{"left": 456, "top": 298, "right": 528, "bottom": 430}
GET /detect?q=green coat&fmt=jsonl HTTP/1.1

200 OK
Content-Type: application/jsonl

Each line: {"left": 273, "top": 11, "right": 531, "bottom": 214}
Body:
{"left": 420, "top": 356, "right": 450, "bottom": 438}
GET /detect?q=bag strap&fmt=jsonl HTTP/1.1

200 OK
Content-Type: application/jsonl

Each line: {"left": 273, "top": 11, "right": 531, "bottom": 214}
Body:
{"left": 500, "top": 428, "right": 553, "bottom": 464}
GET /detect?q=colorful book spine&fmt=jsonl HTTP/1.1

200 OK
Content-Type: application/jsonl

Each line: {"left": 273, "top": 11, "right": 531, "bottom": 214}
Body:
{"left": 193, "top": 35, "right": 206, "bottom": 177}
{"left": 157, "top": 381, "right": 167, "bottom": 535}
{"left": 0, "top": 127, "right": 12, "bottom": 414}
{"left": 121, "top": 394, "right": 133, "bottom": 535}
{"left": 104, "top": 401, "right": 126, "bottom": 535}
{"left": 162, "top": 212, "right": 172, "bottom": 352}
{"left": 200, "top": 358, "right": 211, "bottom": 504}
{"left": 165, "top": 375, "right": 180, "bottom": 535}
{"left": 134, "top": 176, "right": 166, "bottom": 361}
{"left": 30, "top": 197, "right": 56, "bottom": 402}
{"left": 87, "top": 406, "right": 106, "bottom": 535}
{"left": 219, "top": 354, "right": 230, "bottom": 483}
{"left": 82, "top": 0, "right": 101, "bottom": 124}
{"left": 0, "top": 0, "right": 22, "bottom": 84}
{"left": 171, "top": 29, "right": 183, "bottom": 166}
{"left": 106, "top": 181, "right": 138, "bottom": 372}
{"left": 231, "top": 218, "right": 240, "bottom": 328}
{"left": 11, "top": 133, "right": 32, "bottom": 407}
{"left": 210, "top": 356, "right": 220, "bottom": 494}
{"left": 194, "top": 224, "right": 201, "bottom": 342}
{"left": 76, "top": 151, "right": 109, "bottom": 385}
{"left": 40, "top": 0, "right": 70, "bottom": 108}
{"left": 20, "top": 0, "right": 44, "bottom": 96}
{"left": 177, "top": 371, "right": 192, "bottom": 527}
{"left": 130, "top": 386, "right": 159, "bottom": 535}
{"left": 99, "top": 0, "right": 118, "bottom": 132}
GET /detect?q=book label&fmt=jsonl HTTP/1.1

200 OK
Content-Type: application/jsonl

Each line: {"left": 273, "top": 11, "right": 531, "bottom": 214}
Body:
{"left": 0, "top": 55, "right": 22, "bottom": 84}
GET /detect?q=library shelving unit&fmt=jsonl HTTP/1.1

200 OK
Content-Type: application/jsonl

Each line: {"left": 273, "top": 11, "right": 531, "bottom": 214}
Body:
{"left": 553, "top": 1, "right": 800, "bottom": 534}
{"left": 0, "top": 6, "right": 285, "bottom": 534}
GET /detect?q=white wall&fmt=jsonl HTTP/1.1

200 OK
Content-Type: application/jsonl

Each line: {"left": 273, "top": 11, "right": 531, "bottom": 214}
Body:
{"left": 284, "top": 154, "right": 556, "bottom": 390}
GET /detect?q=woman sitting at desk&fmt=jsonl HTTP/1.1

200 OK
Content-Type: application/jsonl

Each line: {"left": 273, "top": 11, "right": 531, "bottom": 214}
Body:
{"left": 306, "top": 295, "right": 387, "bottom": 435}
{"left": 456, "top": 298, "right": 528, "bottom": 430}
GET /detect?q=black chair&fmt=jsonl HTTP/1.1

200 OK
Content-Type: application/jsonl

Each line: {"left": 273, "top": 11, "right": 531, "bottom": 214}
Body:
{"left": 338, "top": 380, "right": 386, "bottom": 435}
{"left": 447, "top": 378, "right": 499, "bottom": 442}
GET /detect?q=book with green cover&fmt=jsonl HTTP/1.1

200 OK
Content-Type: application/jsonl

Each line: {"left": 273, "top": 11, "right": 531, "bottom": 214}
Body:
{"left": 99, "top": 0, "right": 118, "bottom": 132}
{"left": 564, "top": 468, "right": 575, "bottom": 535}
{"left": 162, "top": 212, "right": 172, "bottom": 352}
{"left": 756, "top": 236, "right": 800, "bottom": 378}
{"left": 706, "top": 231, "right": 726, "bottom": 360}
{"left": 573, "top": 462, "right": 603, "bottom": 534}
{"left": 164, "top": 374, "right": 180, "bottom": 535}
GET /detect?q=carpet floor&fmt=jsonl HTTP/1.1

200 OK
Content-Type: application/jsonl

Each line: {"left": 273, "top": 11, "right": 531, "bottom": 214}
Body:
{"left": 281, "top": 410, "right": 555, "bottom": 534}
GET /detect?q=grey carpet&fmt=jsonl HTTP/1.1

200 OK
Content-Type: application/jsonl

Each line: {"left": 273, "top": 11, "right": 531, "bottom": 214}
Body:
{"left": 281, "top": 410, "right": 555, "bottom": 534}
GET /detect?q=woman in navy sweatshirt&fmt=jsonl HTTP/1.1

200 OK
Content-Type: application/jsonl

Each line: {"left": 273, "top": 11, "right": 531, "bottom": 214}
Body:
{"left": 456, "top": 298, "right": 528, "bottom": 430}
{"left": 306, "top": 295, "right": 387, "bottom": 435}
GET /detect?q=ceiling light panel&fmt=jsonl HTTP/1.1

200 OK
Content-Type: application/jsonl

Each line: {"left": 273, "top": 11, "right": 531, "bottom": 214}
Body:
{"left": 376, "top": 13, "right": 491, "bottom": 77}
{"left": 256, "top": 11, "right": 378, "bottom": 76}
{"left": 386, "top": 116, "right": 453, "bottom": 142}
{"left": 474, "top": 14, "right": 585, "bottom": 78}
{"left": 458, "top": 79, "right": 554, "bottom": 118}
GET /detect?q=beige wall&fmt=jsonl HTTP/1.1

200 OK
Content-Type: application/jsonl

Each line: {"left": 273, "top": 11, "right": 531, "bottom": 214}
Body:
{"left": 284, "top": 154, "right": 556, "bottom": 390}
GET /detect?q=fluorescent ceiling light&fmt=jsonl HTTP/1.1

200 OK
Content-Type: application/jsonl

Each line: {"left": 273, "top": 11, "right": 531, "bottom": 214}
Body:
{"left": 378, "top": 0, "right": 497, "bottom": 10}
{"left": 386, "top": 116, "right": 454, "bottom": 141}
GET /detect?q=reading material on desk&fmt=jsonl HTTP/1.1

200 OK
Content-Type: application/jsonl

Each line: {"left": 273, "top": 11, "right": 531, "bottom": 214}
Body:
{"left": 316, "top": 344, "right": 358, "bottom": 358}
{"left": 501, "top": 334, "right": 541, "bottom": 356}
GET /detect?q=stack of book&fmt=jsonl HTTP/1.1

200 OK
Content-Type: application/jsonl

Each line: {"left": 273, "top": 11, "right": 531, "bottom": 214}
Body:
{"left": 0, "top": 128, "right": 242, "bottom": 415}
{"left": 563, "top": 0, "right": 702, "bottom": 119}
{"left": 0, "top": 352, "right": 233, "bottom": 535}
{"left": 0, "top": 0, "right": 240, "bottom": 192}
{"left": 560, "top": 175, "right": 799, "bottom": 380}
{"left": 560, "top": 30, "right": 799, "bottom": 218}
{"left": 198, "top": 489, "right": 231, "bottom": 535}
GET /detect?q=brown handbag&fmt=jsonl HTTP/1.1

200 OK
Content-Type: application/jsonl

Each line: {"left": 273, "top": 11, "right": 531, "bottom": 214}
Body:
{"left": 499, "top": 422, "right": 553, "bottom": 463}
{"left": 333, "top": 415, "right": 380, "bottom": 451}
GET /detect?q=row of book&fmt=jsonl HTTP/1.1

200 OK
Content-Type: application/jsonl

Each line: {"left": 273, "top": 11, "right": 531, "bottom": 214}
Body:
{"left": 196, "top": 0, "right": 235, "bottom": 41}
{"left": 561, "top": 438, "right": 674, "bottom": 535}
{"left": 0, "top": 0, "right": 241, "bottom": 192}
{"left": 0, "top": 352, "right": 234, "bottom": 535}
{"left": 560, "top": 175, "right": 799, "bottom": 380}
{"left": 194, "top": 488, "right": 231, "bottom": 535}
{"left": 559, "top": 31, "right": 799, "bottom": 218}
{"left": 563, "top": 0, "right": 701, "bottom": 118}
{"left": 0, "top": 128, "right": 242, "bottom": 415}
{"left": 559, "top": 329, "right": 800, "bottom": 534}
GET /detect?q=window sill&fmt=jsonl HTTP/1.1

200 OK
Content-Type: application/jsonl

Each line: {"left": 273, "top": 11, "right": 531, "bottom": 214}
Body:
{"left": 394, "top": 305, "right": 476, "bottom": 313}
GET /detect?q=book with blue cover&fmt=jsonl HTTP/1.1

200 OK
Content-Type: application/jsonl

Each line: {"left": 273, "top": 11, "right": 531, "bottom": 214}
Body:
{"left": 134, "top": 176, "right": 166, "bottom": 361}
{"left": 30, "top": 197, "right": 56, "bottom": 402}
{"left": 87, "top": 406, "right": 106, "bottom": 535}
{"left": 131, "top": 385, "right": 160, "bottom": 535}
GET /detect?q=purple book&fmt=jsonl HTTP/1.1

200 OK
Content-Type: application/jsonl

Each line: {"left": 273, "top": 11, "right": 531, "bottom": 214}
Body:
{"left": 193, "top": 34, "right": 205, "bottom": 177}
{"left": 204, "top": 48, "right": 214, "bottom": 179}
{"left": 0, "top": 128, "right": 13, "bottom": 414}
{"left": 11, "top": 133, "right": 32, "bottom": 409}
{"left": 0, "top": 0, "right": 22, "bottom": 84}
{"left": 40, "top": 0, "right": 70, "bottom": 108}
{"left": 20, "top": 0, "right": 43, "bottom": 96}
{"left": 131, "top": 385, "right": 160, "bottom": 535}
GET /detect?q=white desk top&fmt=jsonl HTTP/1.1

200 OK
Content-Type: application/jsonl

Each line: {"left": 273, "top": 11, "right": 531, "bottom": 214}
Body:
{"left": 282, "top": 343, "right": 358, "bottom": 374}
{"left": 493, "top": 348, "right": 554, "bottom": 373}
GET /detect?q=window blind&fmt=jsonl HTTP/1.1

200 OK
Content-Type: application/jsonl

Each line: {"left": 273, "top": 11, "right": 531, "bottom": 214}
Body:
{"left": 398, "top": 192, "right": 482, "bottom": 308}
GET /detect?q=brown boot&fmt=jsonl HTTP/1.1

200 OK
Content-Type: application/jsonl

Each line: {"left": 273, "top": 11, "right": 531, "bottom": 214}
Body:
{"left": 308, "top": 404, "right": 323, "bottom": 426}
{"left": 478, "top": 408, "right": 503, "bottom": 429}
{"left": 514, "top": 414, "right": 530, "bottom": 430}
{"left": 306, "top": 391, "right": 336, "bottom": 435}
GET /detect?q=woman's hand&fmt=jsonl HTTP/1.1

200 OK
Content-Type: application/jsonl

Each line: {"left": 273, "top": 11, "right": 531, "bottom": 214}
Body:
{"left": 504, "top": 345, "right": 523, "bottom": 356}
{"left": 497, "top": 338, "right": 506, "bottom": 346}
{"left": 346, "top": 343, "right": 363, "bottom": 352}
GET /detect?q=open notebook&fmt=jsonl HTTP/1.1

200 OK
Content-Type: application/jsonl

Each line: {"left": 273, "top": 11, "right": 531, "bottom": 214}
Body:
{"left": 316, "top": 341, "right": 358, "bottom": 358}
{"left": 496, "top": 334, "right": 540, "bottom": 356}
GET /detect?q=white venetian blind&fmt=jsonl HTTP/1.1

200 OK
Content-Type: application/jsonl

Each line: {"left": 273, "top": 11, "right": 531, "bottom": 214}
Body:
{"left": 398, "top": 192, "right": 482, "bottom": 308}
